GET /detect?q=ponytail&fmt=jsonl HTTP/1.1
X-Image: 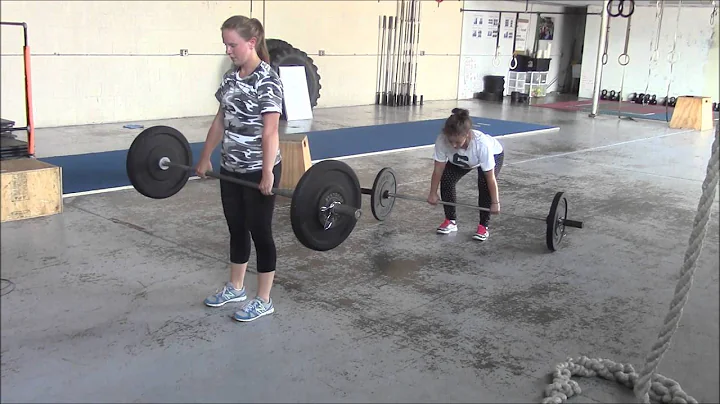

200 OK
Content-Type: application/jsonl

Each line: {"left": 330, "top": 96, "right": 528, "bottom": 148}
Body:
{"left": 443, "top": 108, "right": 472, "bottom": 138}
{"left": 256, "top": 37, "right": 270, "bottom": 64}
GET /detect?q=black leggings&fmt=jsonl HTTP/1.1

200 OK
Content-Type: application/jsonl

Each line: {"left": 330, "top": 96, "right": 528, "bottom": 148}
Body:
{"left": 219, "top": 162, "right": 282, "bottom": 273}
{"left": 440, "top": 152, "right": 504, "bottom": 227}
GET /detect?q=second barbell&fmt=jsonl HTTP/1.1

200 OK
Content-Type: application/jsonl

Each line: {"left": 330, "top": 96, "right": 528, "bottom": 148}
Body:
{"left": 360, "top": 167, "right": 584, "bottom": 251}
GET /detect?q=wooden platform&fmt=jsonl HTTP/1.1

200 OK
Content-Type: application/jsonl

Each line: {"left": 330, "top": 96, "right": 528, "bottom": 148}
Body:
{"left": 669, "top": 96, "right": 714, "bottom": 131}
{"left": 1, "top": 158, "right": 63, "bottom": 223}
{"left": 278, "top": 134, "right": 312, "bottom": 190}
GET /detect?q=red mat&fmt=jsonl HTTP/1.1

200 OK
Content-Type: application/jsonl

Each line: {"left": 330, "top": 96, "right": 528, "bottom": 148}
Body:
{"left": 532, "top": 99, "right": 673, "bottom": 114}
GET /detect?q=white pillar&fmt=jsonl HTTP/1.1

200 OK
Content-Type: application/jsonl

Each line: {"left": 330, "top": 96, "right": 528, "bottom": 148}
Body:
{"left": 589, "top": 1, "right": 609, "bottom": 118}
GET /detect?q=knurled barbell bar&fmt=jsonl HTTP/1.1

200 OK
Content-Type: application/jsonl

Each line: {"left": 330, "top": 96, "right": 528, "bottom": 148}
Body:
{"left": 360, "top": 167, "right": 584, "bottom": 251}
{"left": 125, "top": 125, "right": 362, "bottom": 252}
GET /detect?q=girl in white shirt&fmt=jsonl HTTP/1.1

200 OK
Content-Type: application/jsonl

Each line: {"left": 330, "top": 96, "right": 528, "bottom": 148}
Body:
{"left": 427, "top": 108, "right": 504, "bottom": 241}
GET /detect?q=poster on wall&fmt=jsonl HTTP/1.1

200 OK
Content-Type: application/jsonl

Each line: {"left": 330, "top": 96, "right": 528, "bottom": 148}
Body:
{"left": 538, "top": 16, "right": 554, "bottom": 40}
{"left": 514, "top": 18, "right": 530, "bottom": 52}
{"left": 470, "top": 13, "right": 484, "bottom": 40}
{"left": 501, "top": 16, "right": 514, "bottom": 40}
{"left": 460, "top": 56, "right": 480, "bottom": 98}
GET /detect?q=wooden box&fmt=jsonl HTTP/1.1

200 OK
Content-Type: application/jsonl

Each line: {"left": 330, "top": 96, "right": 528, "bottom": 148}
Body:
{"left": 669, "top": 96, "right": 714, "bottom": 131}
{"left": 1, "top": 158, "right": 63, "bottom": 223}
{"left": 278, "top": 134, "right": 312, "bottom": 190}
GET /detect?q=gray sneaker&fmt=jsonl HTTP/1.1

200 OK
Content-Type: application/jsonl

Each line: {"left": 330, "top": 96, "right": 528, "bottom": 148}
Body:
{"left": 204, "top": 282, "right": 247, "bottom": 307}
{"left": 233, "top": 297, "right": 274, "bottom": 322}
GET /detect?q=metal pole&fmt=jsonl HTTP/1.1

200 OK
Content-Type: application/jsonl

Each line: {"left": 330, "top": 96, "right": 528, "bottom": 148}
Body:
{"left": 459, "top": 8, "right": 601, "bottom": 16}
{"left": 589, "top": 1, "right": 610, "bottom": 118}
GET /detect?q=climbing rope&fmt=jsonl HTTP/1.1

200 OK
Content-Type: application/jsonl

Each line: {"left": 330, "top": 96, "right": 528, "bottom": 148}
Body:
{"left": 542, "top": 128, "right": 719, "bottom": 404}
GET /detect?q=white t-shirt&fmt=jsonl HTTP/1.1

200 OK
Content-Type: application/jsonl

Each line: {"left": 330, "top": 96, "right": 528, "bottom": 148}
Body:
{"left": 433, "top": 129, "right": 504, "bottom": 171}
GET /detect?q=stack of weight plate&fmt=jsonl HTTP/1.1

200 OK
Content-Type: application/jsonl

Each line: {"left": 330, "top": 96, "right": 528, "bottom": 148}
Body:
{"left": 1, "top": 118, "right": 30, "bottom": 160}
{"left": 474, "top": 75, "right": 505, "bottom": 102}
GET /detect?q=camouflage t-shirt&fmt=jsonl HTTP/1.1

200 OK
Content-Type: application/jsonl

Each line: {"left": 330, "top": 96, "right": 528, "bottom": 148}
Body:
{"left": 215, "top": 61, "right": 284, "bottom": 173}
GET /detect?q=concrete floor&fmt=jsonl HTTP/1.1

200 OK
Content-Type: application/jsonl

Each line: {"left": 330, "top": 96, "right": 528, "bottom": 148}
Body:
{"left": 1, "top": 98, "right": 718, "bottom": 403}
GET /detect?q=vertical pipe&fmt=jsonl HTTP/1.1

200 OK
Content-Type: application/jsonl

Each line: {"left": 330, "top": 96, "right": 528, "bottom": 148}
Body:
{"left": 375, "top": 15, "right": 383, "bottom": 104}
{"left": 22, "top": 23, "right": 34, "bottom": 156}
{"left": 412, "top": 0, "right": 422, "bottom": 105}
{"left": 589, "top": 1, "right": 609, "bottom": 118}
{"left": 383, "top": 16, "right": 395, "bottom": 105}
{"left": 392, "top": 0, "right": 406, "bottom": 106}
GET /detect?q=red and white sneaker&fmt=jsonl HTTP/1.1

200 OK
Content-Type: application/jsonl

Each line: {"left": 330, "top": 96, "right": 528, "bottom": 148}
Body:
{"left": 473, "top": 224, "right": 489, "bottom": 241}
{"left": 436, "top": 219, "right": 458, "bottom": 234}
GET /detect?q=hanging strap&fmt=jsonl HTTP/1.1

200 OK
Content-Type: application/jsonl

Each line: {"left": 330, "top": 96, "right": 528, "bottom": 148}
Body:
{"left": 492, "top": 12, "right": 502, "bottom": 67}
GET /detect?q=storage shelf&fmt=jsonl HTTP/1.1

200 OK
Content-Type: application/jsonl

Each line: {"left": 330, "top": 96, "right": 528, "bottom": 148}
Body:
{"left": 507, "top": 70, "right": 548, "bottom": 98}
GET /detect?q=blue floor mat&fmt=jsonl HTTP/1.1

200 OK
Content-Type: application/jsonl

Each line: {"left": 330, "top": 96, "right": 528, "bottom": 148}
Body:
{"left": 40, "top": 116, "right": 557, "bottom": 195}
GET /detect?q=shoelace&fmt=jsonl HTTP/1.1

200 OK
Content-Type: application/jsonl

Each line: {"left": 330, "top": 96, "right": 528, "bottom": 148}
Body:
{"left": 214, "top": 285, "right": 235, "bottom": 300}
{"left": 242, "top": 299, "right": 263, "bottom": 313}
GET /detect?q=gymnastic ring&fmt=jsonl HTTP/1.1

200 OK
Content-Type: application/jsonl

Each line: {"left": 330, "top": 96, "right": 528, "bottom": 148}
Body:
{"left": 602, "top": 53, "right": 608, "bottom": 65}
{"left": 618, "top": 53, "right": 630, "bottom": 66}
{"left": 509, "top": 57, "right": 517, "bottom": 69}
{"left": 492, "top": 57, "right": 500, "bottom": 67}
{"left": 607, "top": 0, "right": 634, "bottom": 18}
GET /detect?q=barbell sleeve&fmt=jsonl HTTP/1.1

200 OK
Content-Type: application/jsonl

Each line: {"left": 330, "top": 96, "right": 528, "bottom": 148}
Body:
{"left": 562, "top": 219, "right": 584, "bottom": 229}
{"left": 332, "top": 204, "right": 363, "bottom": 220}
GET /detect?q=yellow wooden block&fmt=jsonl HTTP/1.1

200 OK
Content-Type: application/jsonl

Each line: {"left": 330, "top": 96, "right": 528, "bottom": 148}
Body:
{"left": 278, "top": 135, "right": 312, "bottom": 190}
{"left": 1, "top": 158, "right": 63, "bottom": 223}
{"left": 669, "top": 96, "right": 714, "bottom": 131}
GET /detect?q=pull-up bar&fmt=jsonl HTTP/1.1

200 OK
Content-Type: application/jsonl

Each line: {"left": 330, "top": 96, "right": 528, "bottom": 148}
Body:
{"left": 1, "top": 21, "right": 35, "bottom": 157}
{"left": 459, "top": 8, "right": 602, "bottom": 16}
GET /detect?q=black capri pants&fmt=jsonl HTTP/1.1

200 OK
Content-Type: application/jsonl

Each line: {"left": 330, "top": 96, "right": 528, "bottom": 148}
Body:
{"left": 219, "top": 162, "right": 282, "bottom": 273}
{"left": 440, "top": 152, "right": 504, "bottom": 227}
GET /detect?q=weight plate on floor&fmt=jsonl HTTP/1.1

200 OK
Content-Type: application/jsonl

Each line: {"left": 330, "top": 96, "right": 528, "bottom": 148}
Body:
{"left": 126, "top": 125, "right": 192, "bottom": 199}
{"left": 370, "top": 167, "right": 397, "bottom": 221}
{"left": 290, "top": 160, "right": 362, "bottom": 251}
{"left": 546, "top": 191, "right": 568, "bottom": 252}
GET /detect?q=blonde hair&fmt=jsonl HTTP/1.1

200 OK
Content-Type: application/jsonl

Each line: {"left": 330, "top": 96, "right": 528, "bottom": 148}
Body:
{"left": 221, "top": 15, "right": 270, "bottom": 64}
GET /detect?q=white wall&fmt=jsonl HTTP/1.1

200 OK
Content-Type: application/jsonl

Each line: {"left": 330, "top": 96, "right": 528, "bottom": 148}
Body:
{"left": 458, "top": 0, "right": 576, "bottom": 99}
{"left": 0, "top": 1, "right": 462, "bottom": 128}
{"left": 578, "top": 3, "right": 719, "bottom": 103}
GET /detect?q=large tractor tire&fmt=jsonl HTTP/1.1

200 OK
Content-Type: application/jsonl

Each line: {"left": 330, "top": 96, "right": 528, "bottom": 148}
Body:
{"left": 266, "top": 38, "right": 294, "bottom": 54}
{"left": 266, "top": 39, "right": 322, "bottom": 109}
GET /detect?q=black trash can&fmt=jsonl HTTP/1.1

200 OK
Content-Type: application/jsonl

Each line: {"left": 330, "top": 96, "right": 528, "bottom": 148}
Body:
{"left": 483, "top": 75, "right": 505, "bottom": 93}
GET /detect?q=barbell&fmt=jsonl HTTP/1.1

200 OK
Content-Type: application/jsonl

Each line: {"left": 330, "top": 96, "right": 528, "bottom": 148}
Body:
{"left": 360, "top": 167, "right": 584, "bottom": 251}
{"left": 125, "top": 125, "right": 362, "bottom": 252}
